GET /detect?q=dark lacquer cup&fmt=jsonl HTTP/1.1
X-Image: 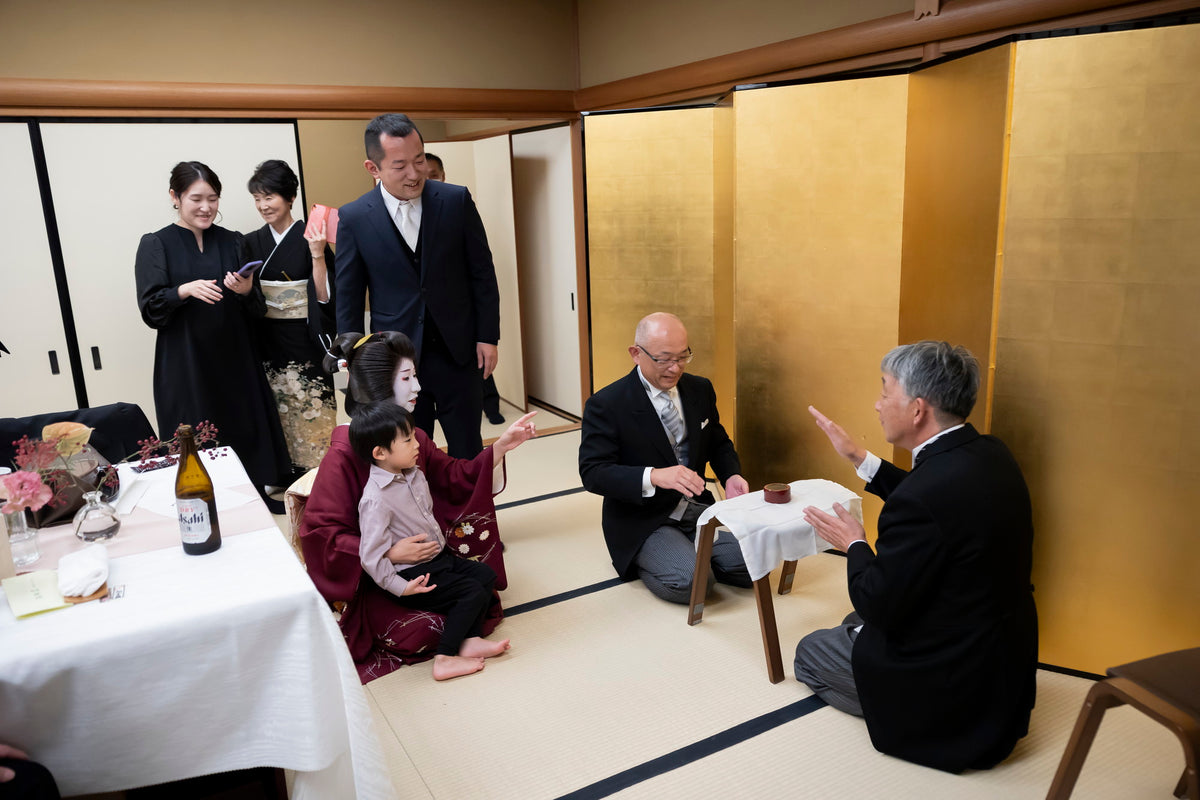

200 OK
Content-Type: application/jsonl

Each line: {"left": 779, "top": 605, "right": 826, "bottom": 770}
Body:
{"left": 764, "top": 483, "right": 791, "bottom": 504}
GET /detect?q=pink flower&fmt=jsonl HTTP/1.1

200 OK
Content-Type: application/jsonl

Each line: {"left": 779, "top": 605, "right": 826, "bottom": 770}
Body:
{"left": 1, "top": 470, "right": 54, "bottom": 514}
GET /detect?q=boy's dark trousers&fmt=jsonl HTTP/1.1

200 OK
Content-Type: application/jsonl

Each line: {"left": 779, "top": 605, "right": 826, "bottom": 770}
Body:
{"left": 397, "top": 548, "right": 497, "bottom": 656}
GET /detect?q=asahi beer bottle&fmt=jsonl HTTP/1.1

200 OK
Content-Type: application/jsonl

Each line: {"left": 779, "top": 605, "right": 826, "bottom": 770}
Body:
{"left": 175, "top": 425, "right": 221, "bottom": 555}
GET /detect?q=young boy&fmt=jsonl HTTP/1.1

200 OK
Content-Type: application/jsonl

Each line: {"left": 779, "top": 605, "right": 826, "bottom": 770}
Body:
{"left": 350, "top": 402, "right": 510, "bottom": 680}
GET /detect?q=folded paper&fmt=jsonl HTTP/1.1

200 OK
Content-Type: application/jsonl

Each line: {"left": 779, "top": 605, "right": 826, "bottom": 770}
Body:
{"left": 2, "top": 571, "right": 70, "bottom": 618}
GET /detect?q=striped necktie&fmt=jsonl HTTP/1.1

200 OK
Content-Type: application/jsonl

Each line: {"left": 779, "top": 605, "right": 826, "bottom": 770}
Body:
{"left": 658, "top": 392, "right": 687, "bottom": 464}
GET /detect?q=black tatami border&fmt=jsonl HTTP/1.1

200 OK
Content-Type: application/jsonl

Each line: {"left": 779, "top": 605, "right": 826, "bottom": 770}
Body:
{"left": 497, "top": 476, "right": 829, "bottom": 800}
{"left": 496, "top": 485, "right": 587, "bottom": 511}
{"left": 505, "top": 577, "right": 624, "bottom": 617}
{"left": 554, "top": 696, "right": 829, "bottom": 800}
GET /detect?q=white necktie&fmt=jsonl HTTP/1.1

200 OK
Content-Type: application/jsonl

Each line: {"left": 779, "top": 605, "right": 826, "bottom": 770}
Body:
{"left": 396, "top": 201, "right": 418, "bottom": 251}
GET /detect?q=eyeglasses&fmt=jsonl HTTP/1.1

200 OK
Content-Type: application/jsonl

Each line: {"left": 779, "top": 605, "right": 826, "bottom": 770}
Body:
{"left": 637, "top": 344, "right": 694, "bottom": 367}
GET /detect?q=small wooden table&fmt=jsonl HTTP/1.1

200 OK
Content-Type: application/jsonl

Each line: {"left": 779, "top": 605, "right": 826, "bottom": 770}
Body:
{"left": 687, "top": 517, "right": 798, "bottom": 683}
{"left": 685, "top": 480, "right": 862, "bottom": 684}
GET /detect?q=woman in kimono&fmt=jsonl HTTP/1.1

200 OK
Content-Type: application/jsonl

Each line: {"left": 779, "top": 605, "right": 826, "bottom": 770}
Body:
{"left": 243, "top": 160, "right": 338, "bottom": 477}
{"left": 135, "top": 161, "right": 289, "bottom": 507}
{"left": 300, "top": 331, "right": 537, "bottom": 681}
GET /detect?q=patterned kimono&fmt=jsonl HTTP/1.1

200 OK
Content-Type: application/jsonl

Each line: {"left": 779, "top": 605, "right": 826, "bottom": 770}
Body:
{"left": 300, "top": 425, "right": 506, "bottom": 682}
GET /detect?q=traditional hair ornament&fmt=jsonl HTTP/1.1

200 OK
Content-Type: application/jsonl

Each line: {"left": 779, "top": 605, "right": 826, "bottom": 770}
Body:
{"left": 354, "top": 334, "right": 373, "bottom": 350}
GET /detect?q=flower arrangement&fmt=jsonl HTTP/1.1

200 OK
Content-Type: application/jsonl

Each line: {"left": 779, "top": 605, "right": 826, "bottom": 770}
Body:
{"left": 2, "top": 422, "right": 97, "bottom": 515}
{"left": 1, "top": 421, "right": 221, "bottom": 516}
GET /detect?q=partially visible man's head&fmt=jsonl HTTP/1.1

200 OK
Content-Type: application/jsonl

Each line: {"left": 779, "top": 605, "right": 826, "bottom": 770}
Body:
{"left": 629, "top": 312, "right": 692, "bottom": 392}
{"left": 425, "top": 153, "right": 445, "bottom": 182}
{"left": 881, "top": 341, "right": 979, "bottom": 425}
{"left": 364, "top": 113, "right": 426, "bottom": 201}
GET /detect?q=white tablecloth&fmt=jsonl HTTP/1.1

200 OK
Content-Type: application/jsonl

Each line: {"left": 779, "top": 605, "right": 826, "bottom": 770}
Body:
{"left": 696, "top": 479, "right": 863, "bottom": 581}
{"left": 0, "top": 452, "right": 396, "bottom": 799}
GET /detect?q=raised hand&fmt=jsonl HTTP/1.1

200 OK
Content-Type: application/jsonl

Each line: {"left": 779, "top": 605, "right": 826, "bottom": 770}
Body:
{"left": 808, "top": 405, "right": 866, "bottom": 467}
{"left": 493, "top": 410, "right": 538, "bottom": 458}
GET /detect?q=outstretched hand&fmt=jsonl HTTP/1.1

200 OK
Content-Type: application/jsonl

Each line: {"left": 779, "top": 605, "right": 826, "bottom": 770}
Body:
{"left": 803, "top": 502, "right": 866, "bottom": 551}
{"left": 808, "top": 405, "right": 866, "bottom": 467}
{"left": 493, "top": 411, "right": 538, "bottom": 459}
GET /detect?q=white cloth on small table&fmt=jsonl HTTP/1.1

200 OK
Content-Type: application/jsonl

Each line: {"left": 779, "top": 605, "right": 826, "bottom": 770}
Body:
{"left": 696, "top": 479, "right": 863, "bottom": 581}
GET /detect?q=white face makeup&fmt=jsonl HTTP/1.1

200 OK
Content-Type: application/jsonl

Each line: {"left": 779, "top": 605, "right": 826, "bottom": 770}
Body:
{"left": 391, "top": 358, "right": 421, "bottom": 411}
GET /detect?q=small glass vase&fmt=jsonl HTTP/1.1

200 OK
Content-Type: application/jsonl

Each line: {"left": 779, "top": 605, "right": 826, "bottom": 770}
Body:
{"left": 5, "top": 511, "right": 40, "bottom": 568}
{"left": 73, "top": 491, "right": 121, "bottom": 542}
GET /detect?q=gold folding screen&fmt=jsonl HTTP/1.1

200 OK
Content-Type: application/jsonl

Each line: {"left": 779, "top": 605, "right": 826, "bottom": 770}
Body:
{"left": 732, "top": 77, "right": 909, "bottom": 534}
{"left": 993, "top": 26, "right": 1200, "bottom": 671}
{"left": 899, "top": 45, "right": 1012, "bottom": 434}
{"left": 583, "top": 23, "right": 1200, "bottom": 673}
{"left": 584, "top": 110, "right": 720, "bottom": 391}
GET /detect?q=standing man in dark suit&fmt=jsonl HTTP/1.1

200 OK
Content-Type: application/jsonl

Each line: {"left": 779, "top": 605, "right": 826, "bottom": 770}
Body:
{"left": 579, "top": 312, "right": 753, "bottom": 603}
{"left": 795, "top": 341, "right": 1037, "bottom": 773}
{"left": 335, "top": 114, "right": 500, "bottom": 457}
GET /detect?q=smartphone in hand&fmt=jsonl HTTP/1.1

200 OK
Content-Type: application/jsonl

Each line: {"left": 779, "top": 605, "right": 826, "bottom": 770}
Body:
{"left": 237, "top": 260, "right": 263, "bottom": 277}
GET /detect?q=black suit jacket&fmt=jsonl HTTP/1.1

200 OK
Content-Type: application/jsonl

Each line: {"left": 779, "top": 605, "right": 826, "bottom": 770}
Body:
{"left": 848, "top": 424, "right": 1038, "bottom": 773}
{"left": 334, "top": 182, "right": 499, "bottom": 365}
{"left": 579, "top": 368, "right": 741, "bottom": 579}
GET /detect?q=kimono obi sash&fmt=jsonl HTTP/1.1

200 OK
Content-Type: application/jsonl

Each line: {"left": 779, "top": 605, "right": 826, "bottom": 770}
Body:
{"left": 261, "top": 279, "right": 309, "bottom": 320}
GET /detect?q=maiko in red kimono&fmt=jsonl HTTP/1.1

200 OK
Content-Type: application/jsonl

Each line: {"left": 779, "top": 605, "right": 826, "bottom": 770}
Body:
{"left": 300, "top": 425, "right": 506, "bottom": 682}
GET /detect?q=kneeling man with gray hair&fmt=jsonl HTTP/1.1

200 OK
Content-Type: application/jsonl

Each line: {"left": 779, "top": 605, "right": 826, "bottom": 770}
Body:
{"left": 796, "top": 341, "right": 1037, "bottom": 773}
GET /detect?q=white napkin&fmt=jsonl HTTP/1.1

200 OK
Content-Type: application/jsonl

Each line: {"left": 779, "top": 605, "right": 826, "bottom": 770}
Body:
{"left": 58, "top": 542, "right": 109, "bottom": 597}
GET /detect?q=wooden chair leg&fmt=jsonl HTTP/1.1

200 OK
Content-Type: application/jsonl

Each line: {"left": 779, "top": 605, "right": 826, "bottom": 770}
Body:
{"left": 687, "top": 519, "right": 718, "bottom": 626}
{"left": 777, "top": 560, "right": 798, "bottom": 595}
{"left": 1045, "top": 680, "right": 1127, "bottom": 800}
{"left": 754, "top": 574, "right": 785, "bottom": 683}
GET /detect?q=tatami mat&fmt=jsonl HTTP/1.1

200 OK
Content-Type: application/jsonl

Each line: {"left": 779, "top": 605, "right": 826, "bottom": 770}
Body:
{"left": 495, "top": 429, "right": 584, "bottom": 504}
{"left": 363, "top": 690, "right": 432, "bottom": 800}
{"left": 495, "top": 491, "right": 616, "bottom": 607}
{"left": 607, "top": 669, "right": 1186, "bottom": 800}
{"left": 366, "top": 580, "right": 832, "bottom": 800}
{"left": 355, "top": 432, "right": 1179, "bottom": 800}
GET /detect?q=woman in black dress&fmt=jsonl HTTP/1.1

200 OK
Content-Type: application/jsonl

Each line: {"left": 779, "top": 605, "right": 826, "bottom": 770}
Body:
{"left": 135, "top": 161, "right": 289, "bottom": 506}
{"left": 242, "top": 159, "right": 338, "bottom": 476}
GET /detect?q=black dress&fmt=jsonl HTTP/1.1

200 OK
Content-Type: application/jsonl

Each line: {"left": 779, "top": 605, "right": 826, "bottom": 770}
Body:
{"left": 134, "top": 223, "right": 289, "bottom": 487}
{"left": 242, "top": 220, "right": 337, "bottom": 472}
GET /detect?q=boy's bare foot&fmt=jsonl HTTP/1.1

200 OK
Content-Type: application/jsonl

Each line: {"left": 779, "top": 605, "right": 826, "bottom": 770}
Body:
{"left": 458, "top": 636, "right": 511, "bottom": 659}
{"left": 432, "top": 654, "right": 485, "bottom": 680}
